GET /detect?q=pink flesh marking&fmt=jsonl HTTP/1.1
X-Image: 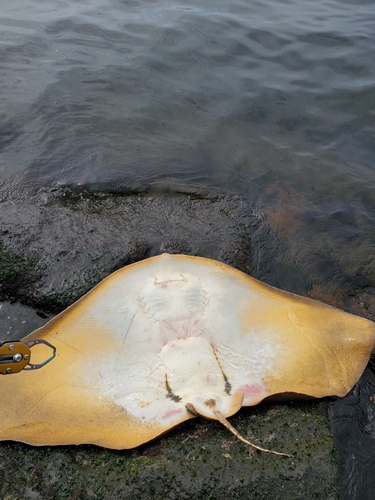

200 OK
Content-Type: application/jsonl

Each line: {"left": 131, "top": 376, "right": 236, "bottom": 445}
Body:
{"left": 162, "top": 319, "right": 205, "bottom": 343}
{"left": 154, "top": 277, "right": 185, "bottom": 287}
{"left": 237, "top": 383, "right": 265, "bottom": 400}
{"left": 162, "top": 407, "right": 183, "bottom": 420}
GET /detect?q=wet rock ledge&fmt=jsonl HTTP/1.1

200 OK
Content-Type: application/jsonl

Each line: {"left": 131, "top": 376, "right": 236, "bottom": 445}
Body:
{"left": 0, "top": 186, "right": 342, "bottom": 499}
{"left": 0, "top": 188, "right": 255, "bottom": 315}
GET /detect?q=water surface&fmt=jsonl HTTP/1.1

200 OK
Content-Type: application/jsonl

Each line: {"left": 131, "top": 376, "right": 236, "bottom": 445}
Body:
{"left": 1, "top": 0, "right": 374, "bottom": 197}
{"left": 1, "top": 0, "right": 375, "bottom": 293}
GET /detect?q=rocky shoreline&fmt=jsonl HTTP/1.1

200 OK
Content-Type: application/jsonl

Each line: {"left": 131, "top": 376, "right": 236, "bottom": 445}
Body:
{"left": 1, "top": 182, "right": 374, "bottom": 499}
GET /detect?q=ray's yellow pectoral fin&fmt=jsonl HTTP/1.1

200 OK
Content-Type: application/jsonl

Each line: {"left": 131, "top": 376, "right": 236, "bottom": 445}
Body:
{"left": 0, "top": 253, "right": 374, "bottom": 450}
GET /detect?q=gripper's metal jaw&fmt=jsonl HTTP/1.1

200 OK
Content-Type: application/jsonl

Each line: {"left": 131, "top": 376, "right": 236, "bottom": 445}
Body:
{"left": 0, "top": 340, "right": 56, "bottom": 374}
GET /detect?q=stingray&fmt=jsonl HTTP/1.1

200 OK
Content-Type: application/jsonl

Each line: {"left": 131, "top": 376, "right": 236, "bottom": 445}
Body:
{"left": 1, "top": 254, "right": 375, "bottom": 456}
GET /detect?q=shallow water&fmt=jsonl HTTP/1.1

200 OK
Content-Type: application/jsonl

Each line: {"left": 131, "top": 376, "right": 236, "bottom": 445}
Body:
{"left": 1, "top": 0, "right": 375, "bottom": 197}
{"left": 1, "top": 0, "right": 375, "bottom": 292}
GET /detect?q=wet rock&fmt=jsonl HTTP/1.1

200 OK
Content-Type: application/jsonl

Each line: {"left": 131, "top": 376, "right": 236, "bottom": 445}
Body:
{"left": 0, "top": 402, "right": 338, "bottom": 499}
{"left": 2, "top": 180, "right": 373, "bottom": 499}
{"left": 0, "top": 188, "right": 257, "bottom": 315}
{"left": 330, "top": 369, "right": 375, "bottom": 500}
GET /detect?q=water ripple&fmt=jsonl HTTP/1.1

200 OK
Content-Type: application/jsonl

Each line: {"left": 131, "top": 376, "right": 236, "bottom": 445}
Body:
{"left": 0, "top": 0, "right": 374, "bottom": 196}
